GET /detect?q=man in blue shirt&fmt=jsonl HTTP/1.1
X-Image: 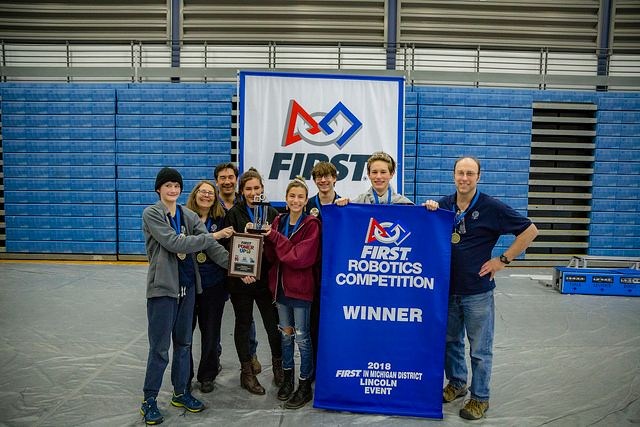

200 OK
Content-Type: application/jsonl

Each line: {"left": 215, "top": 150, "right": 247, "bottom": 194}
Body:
{"left": 424, "top": 156, "right": 538, "bottom": 420}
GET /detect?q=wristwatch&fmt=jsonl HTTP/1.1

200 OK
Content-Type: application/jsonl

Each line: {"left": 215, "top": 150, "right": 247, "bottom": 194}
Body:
{"left": 499, "top": 254, "right": 511, "bottom": 264}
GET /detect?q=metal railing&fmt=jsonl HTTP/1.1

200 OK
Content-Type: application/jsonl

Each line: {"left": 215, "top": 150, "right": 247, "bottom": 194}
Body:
{"left": 2, "top": 40, "right": 640, "bottom": 89}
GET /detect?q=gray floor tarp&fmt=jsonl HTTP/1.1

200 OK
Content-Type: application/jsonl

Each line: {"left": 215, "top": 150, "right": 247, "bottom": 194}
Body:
{"left": 0, "top": 262, "right": 638, "bottom": 426}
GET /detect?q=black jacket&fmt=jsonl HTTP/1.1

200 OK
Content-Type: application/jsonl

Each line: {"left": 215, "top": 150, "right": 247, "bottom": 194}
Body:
{"left": 223, "top": 199, "right": 279, "bottom": 294}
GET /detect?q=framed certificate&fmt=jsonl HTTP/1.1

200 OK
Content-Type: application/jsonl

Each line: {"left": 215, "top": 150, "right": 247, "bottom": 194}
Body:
{"left": 228, "top": 233, "right": 264, "bottom": 279}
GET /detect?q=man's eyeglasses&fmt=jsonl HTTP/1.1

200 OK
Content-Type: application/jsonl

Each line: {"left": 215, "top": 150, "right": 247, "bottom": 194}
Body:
{"left": 197, "top": 189, "right": 216, "bottom": 197}
{"left": 455, "top": 171, "right": 478, "bottom": 178}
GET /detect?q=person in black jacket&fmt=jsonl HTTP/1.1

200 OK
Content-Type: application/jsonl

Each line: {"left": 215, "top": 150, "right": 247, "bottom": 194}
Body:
{"left": 223, "top": 168, "right": 283, "bottom": 395}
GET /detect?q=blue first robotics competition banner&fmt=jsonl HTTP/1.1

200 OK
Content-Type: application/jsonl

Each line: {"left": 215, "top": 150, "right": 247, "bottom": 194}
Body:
{"left": 314, "top": 203, "right": 454, "bottom": 419}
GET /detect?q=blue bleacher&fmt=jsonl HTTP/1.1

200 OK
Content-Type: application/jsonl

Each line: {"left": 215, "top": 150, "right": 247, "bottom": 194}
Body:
{"left": 417, "top": 144, "right": 530, "bottom": 159}
{"left": 6, "top": 241, "right": 117, "bottom": 254}
{"left": 597, "top": 123, "right": 640, "bottom": 137}
{"left": 2, "top": 82, "right": 638, "bottom": 258}
{"left": 7, "top": 216, "right": 116, "bottom": 229}
{"left": 591, "top": 199, "right": 638, "bottom": 212}
{"left": 3, "top": 127, "right": 115, "bottom": 140}
{"left": 116, "top": 88, "right": 233, "bottom": 102}
{"left": 119, "top": 230, "right": 146, "bottom": 242}
{"left": 418, "top": 118, "right": 531, "bottom": 134}
{"left": 4, "top": 178, "right": 116, "bottom": 192}
{"left": 5, "top": 204, "right": 116, "bottom": 217}
{"left": 118, "top": 217, "right": 143, "bottom": 230}
{"left": 115, "top": 153, "right": 229, "bottom": 167}
{"left": 4, "top": 165, "right": 115, "bottom": 178}
{"left": 116, "top": 115, "right": 229, "bottom": 128}
{"left": 7, "top": 229, "right": 116, "bottom": 242}
{"left": 596, "top": 137, "right": 639, "bottom": 150}
{"left": 0, "top": 88, "right": 116, "bottom": 101}
{"left": 119, "top": 242, "right": 146, "bottom": 255}
{"left": 4, "top": 153, "right": 115, "bottom": 166}
{"left": 4, "top": 191, "right": 115, "bottom": 204}
{"left": 116, "top": 128, "right": 230, "bottom": 141}
{"left": 594, "top": 149, "right": 640, "bottom": 162}
{"left": 3, "top": 114, "right": 114, "bottom": 127}
{"left": 597, "top": 97, "right": 640, "bottom": 110}
{"left": 116, "top": 166, "right": 215, "bottom": 180}
{"left": 590, "top": 224, "right": 640, "bottom": 236}
{"left": 117, "top": 192, "right": 163, "bottom": 205}
{"left": 419, "top": 105, "right": 532, "bottom": 121}
{"left": 116, "top": 140, "right": 230, "bottom": 154}
{"left": 117, "top": 179, "right": 204, "bottom": 192}
{"left": 3, "top": 140, "right": 115, "bottom": 153}
{"left": 417, "top": 131, "right": 531, "bottom": 146}
{"left": 2, "top": 101, "right": 116, "bottom": 115}
{"left": 591, "top": 212, "right": 640, "bottom": 225}
{"left": 118, "top": 101, "right": 231, "bottom": 115}
{"left": 597, "top": 111, "right": 640, "bottom": 124}
{"left": 418, "top": 92, "right": 532, "bottom": 108}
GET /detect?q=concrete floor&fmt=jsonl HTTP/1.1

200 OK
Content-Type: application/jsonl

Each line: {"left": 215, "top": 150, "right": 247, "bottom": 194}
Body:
{"left": 0, "top": 261, "right": 638, "bottom": 426}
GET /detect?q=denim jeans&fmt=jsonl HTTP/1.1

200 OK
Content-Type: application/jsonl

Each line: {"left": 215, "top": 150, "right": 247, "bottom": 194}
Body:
{"left": 444, "top": 290, "right": 494, "bottom": 402}
{"left": 277, "top": 302, "right": 313, "bottom": 380}
{"left": 143, "top": 286, "right": 195, "bottom": 400}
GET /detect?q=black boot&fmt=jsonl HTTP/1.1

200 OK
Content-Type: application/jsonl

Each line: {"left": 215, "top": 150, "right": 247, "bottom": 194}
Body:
{"left": 272, "top": 357, "right": 284, "bottom": 387}
{"left": 240, "top": 361, "right": 265, "bottom": 395}
{"left": 284, "top": 378, "right": 312, "bottom": 409}
{"left": 277, "top": 369, "right": 295, "bottom": 401}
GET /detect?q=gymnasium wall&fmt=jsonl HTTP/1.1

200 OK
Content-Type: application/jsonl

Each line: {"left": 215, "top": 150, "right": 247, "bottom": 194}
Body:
{"left": 1, "top": 83, "right": 638, "bottom": 260}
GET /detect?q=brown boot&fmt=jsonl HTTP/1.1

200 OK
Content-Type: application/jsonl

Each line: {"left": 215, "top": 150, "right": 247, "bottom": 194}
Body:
{"left": 272, "top": 357, "right": 284, "bottom": 387}
{"left": 250, "top": 354, "right": 262, "bottom": 374}
{"left": 240, "top": 361, "right": 265, "bottom": 395}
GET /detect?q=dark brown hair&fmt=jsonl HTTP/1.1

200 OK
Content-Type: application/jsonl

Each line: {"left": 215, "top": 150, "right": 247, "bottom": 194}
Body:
{"left": 238, "top": 167, "right": 264, "bottom": 193}
{"left": 311, "top": 161, "right": 338, "bottom": 180}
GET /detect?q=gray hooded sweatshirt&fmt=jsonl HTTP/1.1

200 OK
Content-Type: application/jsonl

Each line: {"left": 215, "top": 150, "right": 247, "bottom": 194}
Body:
{"left": 142, "top": 200, "right": 229, "bottom": 299}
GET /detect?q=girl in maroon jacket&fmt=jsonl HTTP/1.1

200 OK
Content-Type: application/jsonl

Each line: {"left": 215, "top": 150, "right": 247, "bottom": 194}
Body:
{"left": 263, "top": 176, "right": 321, "bottom": 409}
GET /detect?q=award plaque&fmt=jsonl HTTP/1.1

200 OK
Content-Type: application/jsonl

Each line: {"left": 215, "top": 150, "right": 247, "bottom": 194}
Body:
{"left": 247, "top": 194, "right": 269, "bottom": 234}
{"left": 228, "top": 233, "right": 264, "bottom": 279}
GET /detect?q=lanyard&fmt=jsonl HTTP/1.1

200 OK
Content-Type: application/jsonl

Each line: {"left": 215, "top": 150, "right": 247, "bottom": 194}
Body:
{"left": 454, "top": 191, "right": 480, "bottom": 226}
{"left": 220, "top": 193, "right": 236, "bottom": 212}
{"left": 283, "top": 214, "right": 304, "bottom": 238}
{"left": 313, "top": 193, "right": 339, "bottom": 213}
{"left": 372, "top": 188, "right": 392, "bottom": 204}
{"left": 204, "top": 217, "right": 213, "bottom": 232}
{"left": 168, "top": 207, "right": 182, "bottom": 235}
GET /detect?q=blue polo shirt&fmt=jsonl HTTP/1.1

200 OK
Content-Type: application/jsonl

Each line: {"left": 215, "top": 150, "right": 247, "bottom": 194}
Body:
{"left": 438, "top": 191, "right": 532, "bottom": 295}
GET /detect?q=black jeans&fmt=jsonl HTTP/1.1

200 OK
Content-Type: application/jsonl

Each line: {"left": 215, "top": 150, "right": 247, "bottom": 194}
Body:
{"left": 229, "top": 288, "right": 281, "bottom": 363}
{"left": 190, "top": 284, "right": 227, "bottom": 383}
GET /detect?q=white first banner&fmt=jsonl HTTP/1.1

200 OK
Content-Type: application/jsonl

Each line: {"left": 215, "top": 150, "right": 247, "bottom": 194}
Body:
{"left": 238, "top": 71, "right": 405, "bottom": 204}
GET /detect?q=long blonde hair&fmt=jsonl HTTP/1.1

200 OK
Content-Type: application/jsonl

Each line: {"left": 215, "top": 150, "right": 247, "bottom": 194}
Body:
{"left": 186, "top": 180, "right": 225, "bottom": 220}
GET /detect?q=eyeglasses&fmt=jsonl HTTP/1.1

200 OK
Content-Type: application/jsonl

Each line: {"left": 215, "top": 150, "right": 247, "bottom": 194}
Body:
{"left": 455, "top": 171, "right": 478, "bottom": 178}
{"left": 197, "top": 189, "right": 216, "bottom": 197}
